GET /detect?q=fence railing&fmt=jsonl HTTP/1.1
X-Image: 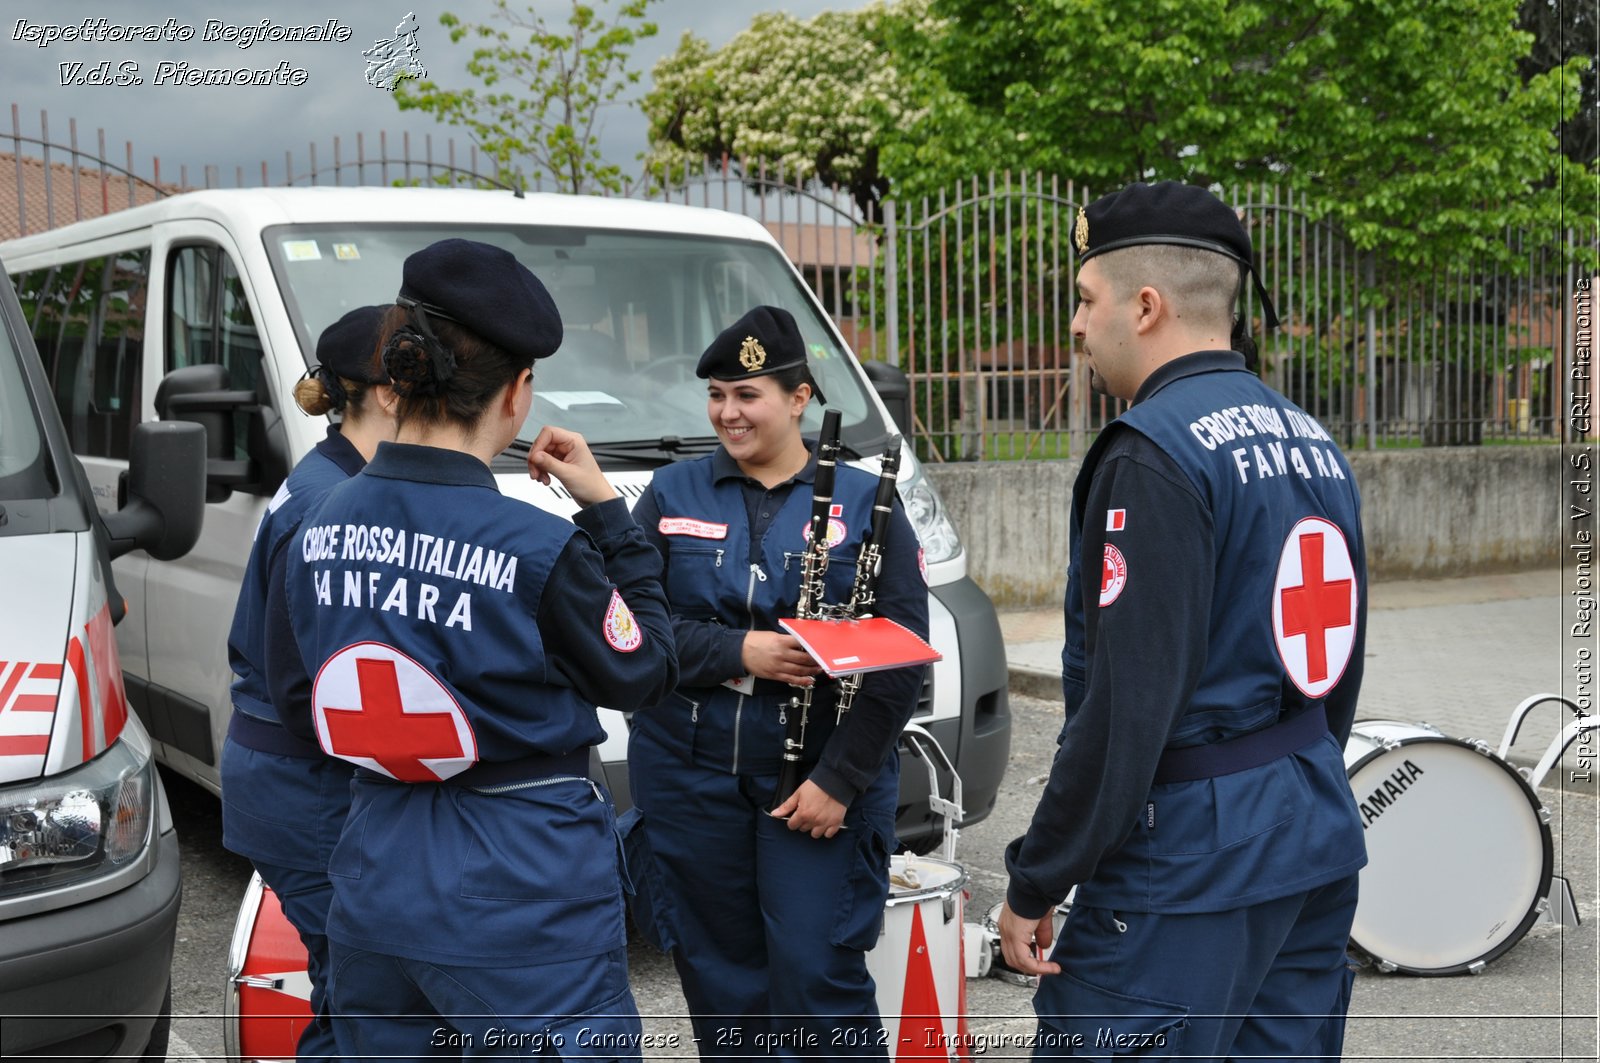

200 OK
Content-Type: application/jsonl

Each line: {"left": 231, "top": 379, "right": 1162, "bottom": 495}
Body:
{"left": 4, "top": 108, "right": 1594, "bottom": 456}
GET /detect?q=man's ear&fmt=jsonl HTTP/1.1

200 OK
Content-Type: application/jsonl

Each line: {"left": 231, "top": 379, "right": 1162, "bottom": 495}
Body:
{"left": 1135, "top": 285, "right": 1165, "bottom": 335}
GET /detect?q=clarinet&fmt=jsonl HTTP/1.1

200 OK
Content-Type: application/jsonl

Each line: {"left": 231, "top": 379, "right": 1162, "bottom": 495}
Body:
{"left": 834, "top": 436, "right": 902, "bottom": 722}
{"left": 771, "top": 409, "right": 843, "bottom": 812}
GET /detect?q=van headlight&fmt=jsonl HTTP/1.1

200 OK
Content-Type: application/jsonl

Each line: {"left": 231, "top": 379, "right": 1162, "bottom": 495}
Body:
{"left": 901, "top": 464, "right": 963, "bottom": 564}
{"left": 0, "top": 736, "right": 154, "bottom": 899}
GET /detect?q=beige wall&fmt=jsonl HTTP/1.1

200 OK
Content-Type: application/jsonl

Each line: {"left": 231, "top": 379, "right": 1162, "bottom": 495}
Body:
{"left": 927, "top": 446, "right": 1565, "bottom": 609}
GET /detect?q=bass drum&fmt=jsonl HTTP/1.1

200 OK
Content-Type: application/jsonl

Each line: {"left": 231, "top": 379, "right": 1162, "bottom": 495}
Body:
{"left": 224, "top": 873, "right": 313, "bottom": 1062}
{"left": 1344, "top": 720, "right": 1553, "bottom": 975}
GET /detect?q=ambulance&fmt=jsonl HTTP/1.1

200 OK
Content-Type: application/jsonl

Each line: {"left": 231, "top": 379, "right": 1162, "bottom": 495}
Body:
{"left": 0, "top": 187, "right": 1012, "bottom": 848}
{"left": 0, "top": 261, "right": 205, "bottom": 1057}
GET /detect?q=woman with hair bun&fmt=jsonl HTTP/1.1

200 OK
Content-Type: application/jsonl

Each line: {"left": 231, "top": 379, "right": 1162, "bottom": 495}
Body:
{"left": 222, "top": 304, "right": 395, "bottom": 1062}
{"left": 265, "top": 238, "right": 678, "bottom": 1059}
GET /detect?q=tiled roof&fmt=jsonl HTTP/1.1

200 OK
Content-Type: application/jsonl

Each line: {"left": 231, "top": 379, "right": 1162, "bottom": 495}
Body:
{"left": 0, "top": 152, "right": 183, "bottom": 241}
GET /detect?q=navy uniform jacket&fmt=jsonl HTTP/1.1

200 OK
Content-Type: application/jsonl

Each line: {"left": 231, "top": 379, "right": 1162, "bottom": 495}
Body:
{"left": 1007, "top": 350, "right": 1368, "bottom": 918}
{"left": 264, "top": 441, "right": 677, "bottom": 965}
{"left": 630, "top": 446, "right": 929, "bottom": 804}
{"left": 222, "top": 427, "right": 361, "bottom": 871}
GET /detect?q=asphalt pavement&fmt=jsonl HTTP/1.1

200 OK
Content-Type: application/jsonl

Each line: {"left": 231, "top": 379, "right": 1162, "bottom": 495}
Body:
{"left": 163, "top": 566, "right": 1598, "bottom": 1061}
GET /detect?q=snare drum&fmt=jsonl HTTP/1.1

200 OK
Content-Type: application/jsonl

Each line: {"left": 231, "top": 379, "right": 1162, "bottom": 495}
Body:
{"left": 867, "top": 854, "right": 971, "bottom": 1061}
{"left": 224, "top": 873, "right": 313, "bottom": 1063}
{"left": 1344, "top": 720, "right": 1553, "bottom": 976}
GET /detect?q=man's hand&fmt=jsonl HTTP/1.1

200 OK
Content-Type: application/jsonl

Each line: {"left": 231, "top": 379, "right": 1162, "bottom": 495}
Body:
{"left": 769, "top": 779, "right": 847, "bottom": 839}
{"left": 741, "top": 631, "right": 822, "bottom": 686}
{"left": 997, "top": 900, "right": 1062, "bottom": 977}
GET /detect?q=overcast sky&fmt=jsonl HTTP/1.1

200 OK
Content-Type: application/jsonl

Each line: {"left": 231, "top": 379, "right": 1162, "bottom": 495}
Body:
{"left": 4, "top": 1, "right": 867, "bottom": 187}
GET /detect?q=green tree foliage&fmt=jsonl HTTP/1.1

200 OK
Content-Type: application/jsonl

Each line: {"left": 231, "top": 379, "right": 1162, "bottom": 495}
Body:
{"left": 641, "top": 3, "right": 926, "bottom": 220}
{"left": 1519, "top": 0, "right": 1598, "bottom": 168}
{"left": 893, "top": 0, "right": 1594, "bottom": 268}
{"left": 395, "top": 0, "right": 658, "bottom": 195}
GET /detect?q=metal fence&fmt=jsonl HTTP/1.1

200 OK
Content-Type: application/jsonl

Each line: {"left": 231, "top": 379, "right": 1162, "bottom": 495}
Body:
{"left": 5, "top": 109, "right": 1593, "bottom": 458}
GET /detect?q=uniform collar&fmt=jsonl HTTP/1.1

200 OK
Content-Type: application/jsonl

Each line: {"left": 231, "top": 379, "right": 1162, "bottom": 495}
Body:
{"left": 362, "top": 441, "right": 499, "bottom": 489}
{"left": 710, "top": 442, "right": 819, "bottom": 488}
{"left": 314, "top": 425, "right": 367, "bottom": 478}
{"left": 1132, "top": 349, "right": 1249, "bottom": 405}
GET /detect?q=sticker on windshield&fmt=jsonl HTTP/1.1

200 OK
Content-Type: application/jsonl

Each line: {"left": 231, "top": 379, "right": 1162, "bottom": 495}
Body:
{"left": 539, "top": 391, "right": 625, "bottom": 410}
{"left": 333, "top": 243, "right": 361, "bottom": 261}
{"left": 281, "top": 240, "right": 322, "bottom": 261}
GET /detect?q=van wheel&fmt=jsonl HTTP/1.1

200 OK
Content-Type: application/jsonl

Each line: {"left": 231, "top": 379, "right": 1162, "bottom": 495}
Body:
{"left": 140, "top": 982, "right": 173, "bottom": 1062}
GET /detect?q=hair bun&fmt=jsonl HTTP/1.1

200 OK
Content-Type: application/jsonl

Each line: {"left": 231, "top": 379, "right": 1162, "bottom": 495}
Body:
{"left": 382, "top": 326, "right": 441, "bottom": 397}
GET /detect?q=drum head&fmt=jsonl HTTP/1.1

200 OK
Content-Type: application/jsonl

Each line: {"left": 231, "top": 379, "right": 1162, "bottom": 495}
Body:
{"left": 887, "top": 855, "right": 967, "bottom": 902}
{"left": 1347, "top": 736, "right": 1553, "bottom": 975}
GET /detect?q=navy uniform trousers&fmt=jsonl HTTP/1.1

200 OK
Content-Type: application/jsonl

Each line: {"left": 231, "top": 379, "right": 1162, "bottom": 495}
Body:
{"left": 1034, "top": 877, "right": 1358, "bottom": 1060}
{"left": 629, "top": 726, "right": 900, "bottom": 1060}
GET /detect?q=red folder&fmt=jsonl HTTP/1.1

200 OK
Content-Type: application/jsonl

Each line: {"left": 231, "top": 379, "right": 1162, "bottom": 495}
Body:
{"left": 779, "top": 616, "right": 943, "bottom": 677}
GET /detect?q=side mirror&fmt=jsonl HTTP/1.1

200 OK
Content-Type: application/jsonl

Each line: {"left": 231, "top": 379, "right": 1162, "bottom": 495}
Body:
{"left": 863, "top": 360, "right": 912, "bottom": 438}
{"left": 103, "top": 421, "right": 206, "bottom": 561}
{"left": 154, "top": 364, "right": 289, "bottom": 501}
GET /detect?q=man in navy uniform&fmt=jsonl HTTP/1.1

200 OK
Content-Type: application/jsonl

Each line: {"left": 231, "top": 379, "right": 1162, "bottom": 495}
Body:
{"left": 998, "top": 182, "right": 1368, "bottom": 1060}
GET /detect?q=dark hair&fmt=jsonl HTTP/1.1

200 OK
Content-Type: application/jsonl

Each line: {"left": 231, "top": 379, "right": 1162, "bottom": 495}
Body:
{"left": 769, "top": 363, "right": 812, "bottom": 395}
{"left": 377, "top": 305, "right": 532, "bottom": 431}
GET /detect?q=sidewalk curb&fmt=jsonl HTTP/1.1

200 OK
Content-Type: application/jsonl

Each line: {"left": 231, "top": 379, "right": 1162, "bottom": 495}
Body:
{"left": 1008, "top": 664, "right": 1063, "bottom": 704}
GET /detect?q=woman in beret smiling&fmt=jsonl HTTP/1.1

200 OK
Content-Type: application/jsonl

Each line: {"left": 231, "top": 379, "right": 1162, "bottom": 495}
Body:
{"left": 263, "top": 238, "right": 678, "bottom": 1060}
{"left": 626, "top": 305, "right": 929, "bottom": 1058}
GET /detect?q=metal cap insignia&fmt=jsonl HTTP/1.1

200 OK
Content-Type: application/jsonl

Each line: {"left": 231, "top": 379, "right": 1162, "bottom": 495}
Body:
{"left": 739, "top": 336, "right": 767, "bottom": 371}
{"left": 1074, "top": 207, "right": 1089, "bottom": 254}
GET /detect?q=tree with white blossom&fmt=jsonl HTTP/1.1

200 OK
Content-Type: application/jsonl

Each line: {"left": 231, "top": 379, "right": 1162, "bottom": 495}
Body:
{"left": 642, "top": 2, "right": 932, "bottom": 221}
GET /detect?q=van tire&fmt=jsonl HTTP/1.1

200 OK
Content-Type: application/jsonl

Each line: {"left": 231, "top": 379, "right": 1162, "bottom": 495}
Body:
{"left": 140, "top": 982, "right": 172, "bottom": 1062}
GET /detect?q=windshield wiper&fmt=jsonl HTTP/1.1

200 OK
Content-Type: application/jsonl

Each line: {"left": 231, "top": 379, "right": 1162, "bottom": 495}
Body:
{"left": 504, "top": 434, "right": 721, "bottom": 466}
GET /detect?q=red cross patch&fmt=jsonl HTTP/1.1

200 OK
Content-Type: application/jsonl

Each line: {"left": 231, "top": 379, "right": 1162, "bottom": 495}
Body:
{"left": 1271, "top": 518, "right": 1358, "bottom": 698}
{"left": 1099, "top": 544, "right": 1128, "bottom": 606}
{"left": 312, "top": 642, "right": 477, "bottom": 782}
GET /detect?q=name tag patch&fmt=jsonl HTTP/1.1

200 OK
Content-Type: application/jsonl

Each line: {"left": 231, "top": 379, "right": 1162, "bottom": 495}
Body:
{"left": 658, "top": 517, "right": 729, "bottom": 539}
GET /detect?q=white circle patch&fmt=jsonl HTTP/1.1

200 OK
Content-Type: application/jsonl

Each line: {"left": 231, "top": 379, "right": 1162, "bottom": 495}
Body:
{"left": 605, "top": 590, "right": 643, "bottom": 652}
{"left": 311, "top": 641, "right": 477, "bottom": 782}
{"left": 1099, "top": 544, "right": 1128, "bottom": 607}
{"left": 1271, "top": 517, "right": 1359, "bottom": 698}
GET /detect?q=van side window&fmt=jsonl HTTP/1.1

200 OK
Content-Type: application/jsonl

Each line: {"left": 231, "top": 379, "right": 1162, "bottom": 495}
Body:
{"left": 167, "top": 245, "right": 269, "bottom": 459}
{"left": 11, "top": 251, "right": 150, "bottom": 460}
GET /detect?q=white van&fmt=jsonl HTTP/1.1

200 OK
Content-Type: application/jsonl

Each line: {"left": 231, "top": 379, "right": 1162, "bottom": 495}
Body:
{"left": 1, "top": 187, "right": 1011, "bottom": 847}
{"left": 0, "top": 259, "right": 205, "bottom": 1058}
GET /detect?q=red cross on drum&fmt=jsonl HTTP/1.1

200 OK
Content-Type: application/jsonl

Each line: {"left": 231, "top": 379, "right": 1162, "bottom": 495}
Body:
{"left": 312, "top": 642, "right": 478, "bottom": 782}
{"left": 1271, "top": 517, "right": 1359, "bottom": 699}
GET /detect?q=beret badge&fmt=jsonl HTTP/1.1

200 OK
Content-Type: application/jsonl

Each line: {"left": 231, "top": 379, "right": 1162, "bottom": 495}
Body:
{"left": 739, "top": 335, "right": 768, "bottom": 371}
{"left": 1074, "top": 207, "right": 1089, "bottom": 255}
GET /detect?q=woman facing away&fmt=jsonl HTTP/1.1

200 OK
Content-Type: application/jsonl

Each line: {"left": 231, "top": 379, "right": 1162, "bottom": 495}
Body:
{"left": 264, "top": 237, "right": 678, "bottom": 1060}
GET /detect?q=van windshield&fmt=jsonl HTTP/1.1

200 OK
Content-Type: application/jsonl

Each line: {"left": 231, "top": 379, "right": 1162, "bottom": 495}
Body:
{"left": 264, "top": 224, "right": 889, "bottom": 459}
{"left": 0, "top": 301, "right": 49, "bottom": 502}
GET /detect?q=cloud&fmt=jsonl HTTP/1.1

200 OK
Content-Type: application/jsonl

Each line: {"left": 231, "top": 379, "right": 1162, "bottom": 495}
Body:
{"left": 3, "top": 0, "right": 861, "bottom": 187}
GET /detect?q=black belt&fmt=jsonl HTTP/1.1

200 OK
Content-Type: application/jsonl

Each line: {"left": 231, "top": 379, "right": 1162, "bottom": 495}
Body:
{"left": 1153, "top": 704, "right": 1329, "bottom": 784}
{"left": 227, "top": 709, "right": 322, "bottom": 759}
{"left": 354, "top": 749, "right": 590, "bottom": 788}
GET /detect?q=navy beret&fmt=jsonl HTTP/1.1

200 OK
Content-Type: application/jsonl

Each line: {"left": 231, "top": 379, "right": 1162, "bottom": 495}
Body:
{"left": 697, "top": 305, "right": 827, "bottom": 403}
{"left": 1076, "top": 182, "right": 1251, "bottom": 266}
{"left": 1075, "top": 182, "right": 1278, "bottom": 329}
{"left": 397, "top": 238, "right": 563, "bottom": 362}
{"left": 315, "top": 304, "right": 389, "bottom": 384}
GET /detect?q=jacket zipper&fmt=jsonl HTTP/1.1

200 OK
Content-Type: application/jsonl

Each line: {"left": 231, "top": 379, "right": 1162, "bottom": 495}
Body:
{"left": 471, "top": 775, "right": 604, "bottom": 801}
{"left": 732, "top": 562, "right": 768, "bottom": 774}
